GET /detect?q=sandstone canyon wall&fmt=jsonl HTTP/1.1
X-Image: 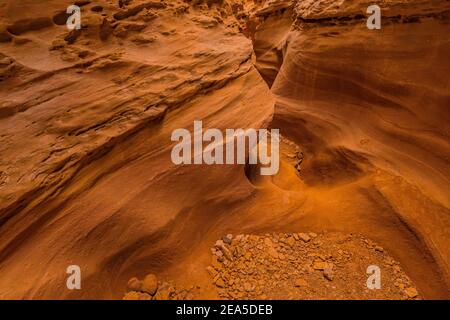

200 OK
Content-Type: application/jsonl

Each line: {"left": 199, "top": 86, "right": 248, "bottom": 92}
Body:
{"left": 0, "top": 0, "right": 449, "bottom": 299}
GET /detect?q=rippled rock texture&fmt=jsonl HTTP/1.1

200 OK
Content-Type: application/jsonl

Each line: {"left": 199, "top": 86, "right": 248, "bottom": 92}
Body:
{"left": 0, "top": 0, "right": 449, "bottom": 299}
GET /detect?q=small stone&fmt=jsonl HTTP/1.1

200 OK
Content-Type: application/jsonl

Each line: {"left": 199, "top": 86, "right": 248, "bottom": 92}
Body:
{"left": 215, "top": 278, "right": 226, "bottom": 288}
{"left": 375, "top": 246, "right": 384, "bottom": 253}
{"left": 309, "top": 232, "right": 318, "bottom": 238}
{"left": 233, "top": 246, "right": 244, "bottom": 258}
{"left": 298, "top": 233, "right": 311, "bottom": 243}
{"left": 220, "top": 245, "right": 234, "bottom": 261}
{"left": 286, "top": 237, "right": 295, "bottom": 246}
{"left": 215, "top": 240, "right": 224, "bottom": 248}
{"left": 206, "top": 266, "right": 218, "bottom": 277}
{"left": 405, "top": 287, "right": 418, "bottom": 299}
{"left": 268, "top": 247, "right": 279, "bottom": 259}
{"left": 141, "top": 274, "right": 158, "bottom": 295}
{"left": 127, "top": 277, "right": 142, "bottom": 291}
{"left": 223, "top": 234, "right": 233, "bottom": 244}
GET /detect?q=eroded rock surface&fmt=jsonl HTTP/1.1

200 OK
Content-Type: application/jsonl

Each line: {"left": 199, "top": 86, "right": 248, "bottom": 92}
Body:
{"left": 0, "top": 0, "right": 449, "bottom": 300}
{"left": 0, "top": 0, "right": 273, "bottom": 299}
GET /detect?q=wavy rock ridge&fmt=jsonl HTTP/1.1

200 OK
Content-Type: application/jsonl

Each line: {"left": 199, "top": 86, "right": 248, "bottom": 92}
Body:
{"left": 0, "top": 0, "right": 449, "bottom": 299}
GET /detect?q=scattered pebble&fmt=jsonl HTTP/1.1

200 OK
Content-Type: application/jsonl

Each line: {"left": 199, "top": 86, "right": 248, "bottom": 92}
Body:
{"left": 205, "top": 232, "right": 421, "bottom": 300}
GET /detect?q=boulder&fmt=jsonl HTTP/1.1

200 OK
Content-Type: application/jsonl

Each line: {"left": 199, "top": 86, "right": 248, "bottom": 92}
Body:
{"left": 141, "top": 274, "right": 158, "bottom": 295}
{"left": 127, "top": 277, "right": 143, "bottom": 291}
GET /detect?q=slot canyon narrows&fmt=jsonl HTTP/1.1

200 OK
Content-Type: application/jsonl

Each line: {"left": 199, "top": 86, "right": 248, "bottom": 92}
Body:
{"left": 0, "top": 0, "right": 449, "bottom": 300}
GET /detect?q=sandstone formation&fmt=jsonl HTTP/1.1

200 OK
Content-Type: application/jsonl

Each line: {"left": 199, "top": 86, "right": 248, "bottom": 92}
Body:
{"left": 0, "top": 0, "right": 449, "bottom": 299}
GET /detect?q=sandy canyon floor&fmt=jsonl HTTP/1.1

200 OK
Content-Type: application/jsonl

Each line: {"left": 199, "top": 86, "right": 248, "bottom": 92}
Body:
{"left": 0, "top": 0, "right": 449, "bottom": 299}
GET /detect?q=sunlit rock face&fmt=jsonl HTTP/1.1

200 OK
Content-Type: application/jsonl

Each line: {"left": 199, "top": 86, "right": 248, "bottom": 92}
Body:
{"left": 0, "top": 0, "right": 449, "bottom": 299}
{"left": 269, "top": 0, "right": 450, "bottom": 298}
{"left": 0, "top": 0, "right": 274, "bottom": 299}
